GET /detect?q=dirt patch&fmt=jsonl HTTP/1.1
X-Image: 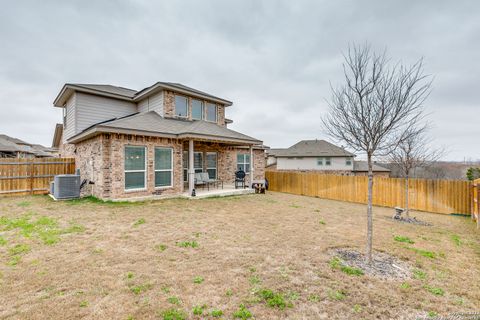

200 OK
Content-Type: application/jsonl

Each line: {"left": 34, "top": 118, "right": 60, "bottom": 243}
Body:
{"left": 331, "top": 248, "right": 412, "bottom": 280}
{"left": 0, "top": 192, "right": 479, "bottom": 319}
{"left": 393, "top": 216, "right": 433, "bottom": 226}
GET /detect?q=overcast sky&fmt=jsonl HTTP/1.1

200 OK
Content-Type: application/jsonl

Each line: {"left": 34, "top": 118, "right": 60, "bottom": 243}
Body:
{"left": 0, "top": 0, "right": 478, "bottom": 161}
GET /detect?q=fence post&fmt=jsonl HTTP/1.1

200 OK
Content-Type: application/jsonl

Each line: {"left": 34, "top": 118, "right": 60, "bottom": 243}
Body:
{"left": 29, "top": 160, "right": 34, "bottom": 195}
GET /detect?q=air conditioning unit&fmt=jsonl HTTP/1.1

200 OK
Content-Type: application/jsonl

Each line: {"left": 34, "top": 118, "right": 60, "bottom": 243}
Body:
{"left": 53, "top": 174, "right": 81, "bottom": 199}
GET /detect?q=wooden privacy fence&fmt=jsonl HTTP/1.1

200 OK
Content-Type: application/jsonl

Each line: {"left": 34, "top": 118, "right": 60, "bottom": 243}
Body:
{"left": 266, "top": 171, "right": 472, "bottom": 215}
{"left": 0, "top": 158, "right": 75, "bottom": 196}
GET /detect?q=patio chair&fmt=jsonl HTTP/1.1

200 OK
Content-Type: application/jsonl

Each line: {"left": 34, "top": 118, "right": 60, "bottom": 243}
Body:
{"left": 235, "top": 170, "right": 246, "bottom": 189}
{"left": 202, "top": 172, "right": 223, "bottom": 189}
{"left": 194, "top": 172, "right": 209, "bottom": 190}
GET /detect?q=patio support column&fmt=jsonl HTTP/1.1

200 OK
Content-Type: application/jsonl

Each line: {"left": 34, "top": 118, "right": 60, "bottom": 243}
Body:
{"left": 249, "top": 145, "right": 254, "bottom": 187}
{"left": 189, "top": 140, "right": 195, "bottom": 196}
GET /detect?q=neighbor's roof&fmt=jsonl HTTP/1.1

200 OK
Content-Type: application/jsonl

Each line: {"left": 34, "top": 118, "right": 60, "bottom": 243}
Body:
{"left": 273, "top": 140, "right": 355, "bottom": 157}
{"left": 53, "top": 82, "right": 233, "bottom": 107}
{"left": 68, "top": 111, "right": 262, "bottom": 145}
{"left": 0, "top": 134, "right": 50, "bottom": 155}
{"left": 266, "top": 148, "right": 286, "bottom": 156}
{"left": 52, "top": 123, "right": 63, "bottom": 149}
{"left": 353, "top": 161, "right": 391, "bottom": 172}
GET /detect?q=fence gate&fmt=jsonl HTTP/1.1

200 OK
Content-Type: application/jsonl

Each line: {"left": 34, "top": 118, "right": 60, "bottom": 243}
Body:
{"left": 0, "top": 158, "right": 75, "bottom": 196}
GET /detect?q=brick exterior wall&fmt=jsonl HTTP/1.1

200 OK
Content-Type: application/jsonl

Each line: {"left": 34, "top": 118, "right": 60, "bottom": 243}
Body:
{"left": 163, "top": 90, "right": 226, "bottom": 126}
{"left": 70, "top": 134, "right": 266, "bottom": 200}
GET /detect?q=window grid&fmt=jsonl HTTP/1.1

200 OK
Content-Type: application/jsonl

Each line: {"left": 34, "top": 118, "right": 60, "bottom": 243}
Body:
{"left": 124, "top": 146, "right": 146, "bottom": 191}
{"left": 154, "top": 147, "right": 173, "bottom": 188}
{"left": 206, "top": 152, "right": 217, "bottom": 179}
{"left": 237, "top": 154, "right": 251, "bottom": 173}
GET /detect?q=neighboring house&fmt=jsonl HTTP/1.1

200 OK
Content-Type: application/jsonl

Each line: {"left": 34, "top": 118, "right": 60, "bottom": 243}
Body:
{"left": 267, "top": 140, "right": 355, "bottom": 173}
{"left": 266, "top": 139, "right": 390, "bottom": 176}
{"left": 53, "top": 82, "right": 265, "bottom": 200}
{"left": 0, "top": 134, "right": 55, "bottom": 158}
{"left": 352, "top": 161, "right": 391, "bottom": 177}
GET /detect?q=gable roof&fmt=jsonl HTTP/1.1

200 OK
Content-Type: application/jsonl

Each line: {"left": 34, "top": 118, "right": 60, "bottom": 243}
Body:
{"left": 53, "top": 82, "right": 233, "bottom": 107}
{"left": 0, "top": 134, "right": 53, "bottom": 156}
{"left": 68, "top": 111, "right": 262, "bottom": 145}
{"left": 273, "top": 140, "right": 355, "bottom": 157}
{"left": 353, "top": 161, "right": 391, "bottom": 172}
{"left": 69, "top": 84, "right": 137, "bottom": 98}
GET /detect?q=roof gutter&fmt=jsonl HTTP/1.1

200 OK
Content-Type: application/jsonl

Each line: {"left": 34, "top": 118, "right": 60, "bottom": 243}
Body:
{"left": 68, "top": 127, "right": 262, "bottom": 146}
{"left": 53, "top": 84, "right": 134, "bottom": 107}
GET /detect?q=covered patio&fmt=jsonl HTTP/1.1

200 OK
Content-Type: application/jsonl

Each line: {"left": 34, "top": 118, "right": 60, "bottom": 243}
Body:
{"left": 180, "top": 137, "right": 265, "bottom": 198}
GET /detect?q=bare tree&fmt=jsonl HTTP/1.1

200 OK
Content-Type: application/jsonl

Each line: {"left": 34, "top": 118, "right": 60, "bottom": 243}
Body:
{"left": 389, "top": 125, "right": 443, "bottom": 218}
{"left": 322, "top": 43, "right": 432, "bottom": 263}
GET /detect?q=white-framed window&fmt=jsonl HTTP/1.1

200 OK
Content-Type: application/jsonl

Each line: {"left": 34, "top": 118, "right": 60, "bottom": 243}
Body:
{"left": 237, "top": 153, "right": 250, "bottom": 173}
{"left": 154, "top": 147, "right": 173, "bottom": 188}
{"left": 206, "top": 152, "right": 217, "bottom": 179}
{"left": 183, "top": 151, "right": 188, "bottom": 182}
{"left": 175, "top": 95, "right": 188, "bottom": 117}
{"left": 194, "top": 152, "right": 203, "bottom": 173}
{"left": 124, "top": 146, "right": 146, "bottom": 190}
{"left": 345, "top": 158, "right": 352, "bottom": 166}
{"left": 206, "top": 103, "right": 217, "bottom": 122}
{"left": 317, "top": 157, "right": 323, "bottom": 166}
{"left": 325, "top": 157, "right": 332, "bottom": 166}
{"left": 191, "top": 99, "right": 203, "bottom": 120}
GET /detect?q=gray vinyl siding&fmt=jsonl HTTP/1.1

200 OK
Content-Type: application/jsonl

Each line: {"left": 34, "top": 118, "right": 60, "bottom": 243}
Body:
{"left": 63, "top": 93, "right": 77, "bottom": 142}
{"left": 75, "top": 92, "right": 137, "bottom": 134}
{"left": 137, "top": 91, "right": 164, "bottom": 115}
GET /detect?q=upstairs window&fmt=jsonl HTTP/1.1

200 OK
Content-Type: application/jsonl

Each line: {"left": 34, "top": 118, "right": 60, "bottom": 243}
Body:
{"left": 191, "top": 99, "right": 203, "bottom": 120}
{"left": 346, "top": 158, "right": 352, "bottom": 166}
{"left": 206, "top": 103, "right": 217, "bottom": 122}
{"left": 175, "top": 95, "right": 188, "bottom": 117}
{"left": 317, "top": 158, "right": 323, "bottom": 166}
{"left": 325, "top": 157, "right": 332, "bottom": 166}
{"left": 237, "top": 153, "right": 250, "bottom": 173}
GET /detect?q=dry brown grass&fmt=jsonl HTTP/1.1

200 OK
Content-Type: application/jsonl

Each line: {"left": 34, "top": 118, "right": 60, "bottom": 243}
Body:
{"left": 0, "top": 192, "right": 479, "bottom": 319}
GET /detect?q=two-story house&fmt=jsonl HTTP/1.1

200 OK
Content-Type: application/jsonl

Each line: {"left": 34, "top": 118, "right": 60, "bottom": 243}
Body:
{"left": 53, "top": 82, "right": 265, "bottom": 200}
{"left": 266, "top": 140, "right": 390, "bottom": 176}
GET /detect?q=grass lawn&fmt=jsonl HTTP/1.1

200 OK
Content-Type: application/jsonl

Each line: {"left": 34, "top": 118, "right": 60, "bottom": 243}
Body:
{"left": 0, "top": 192, "right": 479, "bottom": 319}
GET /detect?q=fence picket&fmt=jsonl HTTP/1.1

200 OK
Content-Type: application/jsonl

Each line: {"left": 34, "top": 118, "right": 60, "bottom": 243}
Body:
{"left": 0, "top": 158, "right": 75, "bottom": 196}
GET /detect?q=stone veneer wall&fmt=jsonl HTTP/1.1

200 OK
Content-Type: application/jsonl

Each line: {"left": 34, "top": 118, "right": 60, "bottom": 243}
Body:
{"left": 70, "top": 133, "right": 183, "bottom": 200}
{"left": 65, "top": 133, "right": 266, "bottom": 200}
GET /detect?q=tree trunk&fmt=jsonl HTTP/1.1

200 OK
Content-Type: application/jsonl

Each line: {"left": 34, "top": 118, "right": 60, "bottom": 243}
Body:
{"left": 404, "top": 175, "right": 410, "bottom": 219}
{"left": 366, "top": 153, "right": 374, "bottom": 264}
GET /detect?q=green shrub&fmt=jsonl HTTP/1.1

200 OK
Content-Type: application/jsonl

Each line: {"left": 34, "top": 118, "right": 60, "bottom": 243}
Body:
{"left": 211, "top": 309, "right": 223, "bottom": 317}
{"left": 192, "top": 305, "right": 206, "bottom": 315}
{"left": 176, "top": 241, "right": 198, "bottom": 248}
{"left": 328, "top": 289, "right": 346, "bottom": 301}
{"left": 329, "top": 257, "right": 364, "bottom": 276}
{"left": 133, "top": 218, "right": 145, "bottom": 227}
{"left": 394, "top": 236, "right": 414, "bottom": 244}
{"left": 451, "top": 234, "right": 462, "bottom": 246}
{"left": 409, "top": 248, "right": 436, "bottom": 259}
{"left": 413, "top": 269, "right": 426, "bottom": 280}
{"left": 160, "top": 308, "right": 187, "bottom": 320}
{"left": 424, "top": 285, "right": 444, "bottom": 296}
{"left": 167, "top": 296, "right": 181, "bottom": 305}
{"left": 193, "top": 276, "right": 204, "bottom": 284}
{"left": 129, "top": 283, "right": 152, "bottom": 295}
{"left": 233, "top": 304, "right": 252, "bottom": 319}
